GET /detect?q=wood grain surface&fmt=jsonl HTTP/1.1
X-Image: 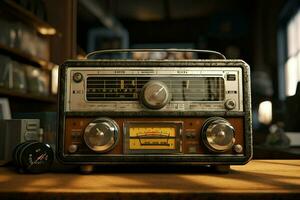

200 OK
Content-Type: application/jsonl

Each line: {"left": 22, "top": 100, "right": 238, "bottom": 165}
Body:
{"left": 0, "top": 160, "right": 299, "bottom": 199}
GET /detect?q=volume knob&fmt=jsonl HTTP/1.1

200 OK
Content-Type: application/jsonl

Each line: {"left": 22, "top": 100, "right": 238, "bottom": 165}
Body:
{"left": 201, "top": 117, "right": 235, "bottom": 152}
{"left": 83, "top": 118, "right": 119, "bottom": 153}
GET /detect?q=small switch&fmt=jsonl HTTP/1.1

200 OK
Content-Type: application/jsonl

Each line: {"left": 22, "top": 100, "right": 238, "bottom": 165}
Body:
{"left": 71, "top": 132, "right": 81, "bottom": 140}
{"left": 185, "top": 132, "right": 196, "bottom": 139}
{"left": 188, "top": 146, "right": 197, "bottom": 153}
{"left": 24, "top": 131, "right": 37, "bottom": 141}
{"left": 227, "top": 74, "right": 236, "bottom": 81}
{"left": 186, "top": 132, "right": 191, "bottom": 138}
{"left": 26, "top": 122, "right": 38, "bottom": 130}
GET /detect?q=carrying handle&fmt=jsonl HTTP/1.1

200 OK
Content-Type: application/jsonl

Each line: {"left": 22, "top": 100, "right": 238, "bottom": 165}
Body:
{"left": 85, "top": 49, "right": 226, "bottom": 60}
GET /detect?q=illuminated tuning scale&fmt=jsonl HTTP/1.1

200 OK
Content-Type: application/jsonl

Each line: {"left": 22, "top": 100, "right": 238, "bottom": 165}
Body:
{"left": 129, "top": 127, "right": 176, "bottom": 150}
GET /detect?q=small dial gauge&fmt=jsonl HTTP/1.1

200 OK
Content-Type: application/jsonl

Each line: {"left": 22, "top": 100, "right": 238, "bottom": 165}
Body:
{"left": 13, "top": 141, "right": 54, "bottom": 173}
{"left": 84, "top": 118, "right": 119, "bottom": 153}
{"left": 141, "top": 81, "right": 171, "bottom": 109}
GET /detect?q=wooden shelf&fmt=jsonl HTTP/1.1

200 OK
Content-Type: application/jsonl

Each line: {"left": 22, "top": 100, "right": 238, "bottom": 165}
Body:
{"left": 0, "top": 88, "right": 57, "bottom": 103}
{"left": 0, "top": 0, "right": 59, "bottom": 36}
{"left": 0, "top": 43, "right": 53, "bottom": 70}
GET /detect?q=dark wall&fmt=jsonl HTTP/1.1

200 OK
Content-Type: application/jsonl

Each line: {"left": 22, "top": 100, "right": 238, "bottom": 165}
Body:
{"left": 77, "top": 0, "right": 286, "bottom": 99}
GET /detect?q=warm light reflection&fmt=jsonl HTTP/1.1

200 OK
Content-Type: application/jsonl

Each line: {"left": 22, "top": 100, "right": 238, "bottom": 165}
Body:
{"left": 297, "top": 11, "right": 300, "bottom": 50}
{"left": 258, "top": 101, "right": 272, "bottom": 125}
{"left": 32, "top": 69, "right": 39, "bottom": 77}
{"left": 51, "top": 65, "right": 59, "bottom": 94}
{"left": 285, "top": 57, "right": 298, "bottom": 96}
{"left": 0, "top": 175, "right": 12, "bottom": 184}
{"left": 285, "top": 9, "right": 300, "bottom": 97}
{"left": 38, "top": 60, "right": 47, "bottom": 67}
{"left": 77, "top": 54, "right": 86, "bottom": 60}
{"left": 38, "top": 27, "right": 56, "bottom": 35}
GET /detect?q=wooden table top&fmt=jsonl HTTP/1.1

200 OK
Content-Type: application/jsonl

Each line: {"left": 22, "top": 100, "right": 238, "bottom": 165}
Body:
{"left": 0, "top": 160, "right": 300, "bottom": 199}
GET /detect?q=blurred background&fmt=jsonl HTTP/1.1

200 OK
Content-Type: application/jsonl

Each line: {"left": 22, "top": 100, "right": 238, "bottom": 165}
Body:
{"left": 0, "top": 0, "right": 300, "bottom": 158}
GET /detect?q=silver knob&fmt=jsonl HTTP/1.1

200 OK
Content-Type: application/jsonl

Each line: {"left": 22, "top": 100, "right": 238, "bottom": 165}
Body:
{"left": 84, "top": 118, "right": 119, "bottom": 153}
{"left": 73, "top": 72, "right": 83, "bottom": 83}
{"left": 201, "top": 117, "right": 235, "bottom": 152}
{"left": 68, "top": 144, "right": 78, "bottom": 153}
{"left": 225, "top": 99, "right": 236, "bottom": 110}
{"left": 233, "top": 144, "right": 243, "bottom": 153}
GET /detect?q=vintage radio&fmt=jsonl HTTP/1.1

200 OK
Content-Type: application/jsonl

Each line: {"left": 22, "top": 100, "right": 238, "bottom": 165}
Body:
{"left": 57, "top": 49, "right": 252, "bottom": 172}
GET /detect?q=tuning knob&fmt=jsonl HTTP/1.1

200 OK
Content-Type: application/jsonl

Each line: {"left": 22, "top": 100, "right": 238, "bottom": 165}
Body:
{"left": 140, "top": 80, "right": 171, "bottom": 109}
{"left": 201, "top": 117, "right": 235, "bottom": 152}
{"left": 83, "top": 118, "right": 119, "bottom": 153}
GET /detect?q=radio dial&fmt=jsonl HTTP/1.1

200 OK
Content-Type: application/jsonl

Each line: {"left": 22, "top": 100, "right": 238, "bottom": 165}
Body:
{"left": 225, "top": 99, "right": 236, "bottom": 110}
{"left": 73, "top": 72, "right": 83, "bottom": 83}
{"left": 83, "top": 118, "right": 119, "bottom": 153}
{"left": 141, "top": 81, "right": 171, "bottom": 109}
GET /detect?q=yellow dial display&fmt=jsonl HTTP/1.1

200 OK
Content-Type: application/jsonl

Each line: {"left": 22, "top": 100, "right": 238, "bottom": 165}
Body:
{"left": 129, "top": 127, "right": 176, "bottom": 150}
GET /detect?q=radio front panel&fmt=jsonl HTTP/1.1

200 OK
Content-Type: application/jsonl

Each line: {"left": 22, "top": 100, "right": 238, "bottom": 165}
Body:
{"left": 64, "top": 117, "right": 245, "bottom": 157}
{"left": 66, "top": 67, "right": 243, "bottom": 112}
